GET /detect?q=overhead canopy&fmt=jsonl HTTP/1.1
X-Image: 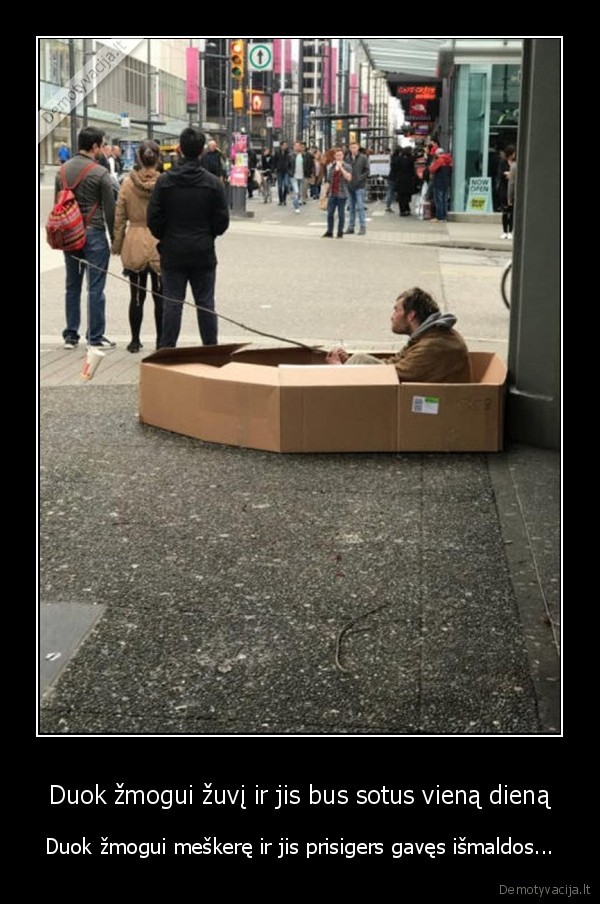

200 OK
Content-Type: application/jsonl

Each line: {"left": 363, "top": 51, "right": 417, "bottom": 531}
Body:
{"left": 358, "top": 38, "right": 523, "bottom": 82}
{"left": 359, "top": 39, "right": 446, "bottom": 79}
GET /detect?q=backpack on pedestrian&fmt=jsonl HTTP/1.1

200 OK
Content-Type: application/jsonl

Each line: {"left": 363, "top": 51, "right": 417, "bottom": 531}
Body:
{"left": 46, "top": 162, "right": 99, "bottom": 252}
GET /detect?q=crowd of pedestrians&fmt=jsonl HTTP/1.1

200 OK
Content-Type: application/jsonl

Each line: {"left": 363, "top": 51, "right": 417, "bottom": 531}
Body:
{"left": 52, "top": 127, "right": 475, "bottom": 353}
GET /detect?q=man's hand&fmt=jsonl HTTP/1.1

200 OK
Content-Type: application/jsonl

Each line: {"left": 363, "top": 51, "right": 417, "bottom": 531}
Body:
{"left": 326, "top": 347, "right": 349, "bottom": 365}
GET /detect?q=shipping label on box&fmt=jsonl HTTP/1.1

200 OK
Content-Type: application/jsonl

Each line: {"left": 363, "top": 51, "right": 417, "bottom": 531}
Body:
{"left": 411, "top": 395, "right": 439, "bottom": 415}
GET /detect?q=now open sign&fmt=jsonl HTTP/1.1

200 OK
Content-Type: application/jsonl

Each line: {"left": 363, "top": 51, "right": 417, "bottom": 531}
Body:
{"left": 466, "top": 177, "right": 493, "bottom": 213}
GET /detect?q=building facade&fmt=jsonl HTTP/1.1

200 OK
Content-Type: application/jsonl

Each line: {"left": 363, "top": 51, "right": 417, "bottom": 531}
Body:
{"left": 39, "top": 39, "right": 195, "bottom": 167}
{"left": 437, "top": 40, "right": 523, "bottom": 213}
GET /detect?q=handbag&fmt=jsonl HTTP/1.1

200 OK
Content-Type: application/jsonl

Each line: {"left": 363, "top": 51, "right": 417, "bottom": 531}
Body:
{"left": 319, "top": 196, "right": 328, "bottom": 211}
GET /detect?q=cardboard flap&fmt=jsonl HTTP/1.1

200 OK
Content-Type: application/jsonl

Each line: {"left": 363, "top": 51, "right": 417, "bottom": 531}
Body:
{"left": 232, "top": 345, "right": 326, "bottom": 366}
{"left": 279, "top": 365, "right": 399, "bottom": 387}
{"left": 210, "top": 362, "right": 281, "bottom": 385}
{"left": 469, "top": 351, "right": 508, "bottom": 385}
{"left": 141, "top": 344, "right": 248, "bottom": 367}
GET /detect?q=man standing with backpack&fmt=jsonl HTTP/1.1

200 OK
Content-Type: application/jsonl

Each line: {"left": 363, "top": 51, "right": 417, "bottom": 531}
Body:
{"left": 56, "top": 127, "right": 116, "bottom": 349}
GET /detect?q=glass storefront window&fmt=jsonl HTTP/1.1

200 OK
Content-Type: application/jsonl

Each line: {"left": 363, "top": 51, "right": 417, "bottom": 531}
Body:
{"left": 451, "top": 61, "right": 521, "bottom": 213}
{"left": 489, "top": 64, "right": 520, "bottom": 153}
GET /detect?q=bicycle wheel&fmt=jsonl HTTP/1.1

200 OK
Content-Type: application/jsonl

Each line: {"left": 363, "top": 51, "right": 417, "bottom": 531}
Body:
{"left": 501, "top": 260, "right": 512, "bottom": 310}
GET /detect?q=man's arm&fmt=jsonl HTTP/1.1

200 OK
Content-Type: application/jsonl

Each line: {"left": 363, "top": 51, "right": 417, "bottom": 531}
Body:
{"left": 100, "top": 172, "right": 116, "bottom": 240}
{"left": 386, "top": 342, "right": 442, "bottom": 382}
{"left": 211, "top": 183, "right": 230, "bottom": 237}
{"left": 147, "top": 176, "right": 166, "bottom": 239}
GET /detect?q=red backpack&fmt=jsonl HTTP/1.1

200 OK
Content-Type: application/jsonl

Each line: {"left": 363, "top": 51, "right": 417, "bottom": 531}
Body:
{"left": 46, "top": 162, "right": 99, "bottom": 252}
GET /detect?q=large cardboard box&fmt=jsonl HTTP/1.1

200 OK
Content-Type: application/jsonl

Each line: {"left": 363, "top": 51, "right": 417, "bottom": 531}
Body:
{"left": 139, "top": 346, "right": 506, "bottom": 453}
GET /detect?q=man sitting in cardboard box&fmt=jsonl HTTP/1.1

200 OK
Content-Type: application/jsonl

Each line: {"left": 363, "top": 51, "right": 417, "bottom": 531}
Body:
{"left": 325, "top": 287, "right": 471, "bottom": 383}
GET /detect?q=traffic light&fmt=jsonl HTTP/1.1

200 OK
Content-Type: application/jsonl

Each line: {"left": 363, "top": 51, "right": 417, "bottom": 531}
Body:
{"left": 232, "top": 88, "right": 244, "bottom": 111}
{"left": 249, "top": 91, "right": 263, "bottom": 113}
{"left": 230, "top": 39, "right": 245, "bottom": 80}
{"left": 247, "top": 91, "right": 271, "bottom": 114}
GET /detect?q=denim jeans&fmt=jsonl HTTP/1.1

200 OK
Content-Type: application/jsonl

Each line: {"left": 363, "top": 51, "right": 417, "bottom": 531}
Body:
{"left": 63, "top": 227, "right": 110, "bottom": 345}
{"left": 276, "top": 172, "right": 290, "bottom": 204}
{"left": 347, "top": 187, "right": 366, "bottom": 229}
{"left": 159, "top": 266, "right": 217, "bottom": 348}
{"left": 433, "top": 186, "right": 448, "bottom": 221}
{"left": 326, "top": 195, "right": 346, "bottom": 236}
{"left": 291, "top": 177, "right": 304, "bottom": 210}
{"left": 385, "top": 178, "right": 395, "bottom": 208}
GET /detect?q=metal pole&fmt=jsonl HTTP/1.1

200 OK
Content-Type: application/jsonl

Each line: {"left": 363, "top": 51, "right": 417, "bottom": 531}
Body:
{"left": 199, "top": 45, "right": 206, "bottom": 129}
{"left": 337, "top": 39, "right": 344, "bottom": 118}
{"left": 68, "top": 39, "right": 78, "bottom": 152}
{"left": 82, "top": 39, "right": 89, "bottom": 128}
{"left": 366, "top": 65, "right": 371, "bottom": 149}
{"left": 297, "top": 40, "right": 304, "bottom": 142}
{"left": 188, "top": 39, "right": 194, "bottom": 126}
{"left": 147, "top": 38, "right": 153, "bottom": 140}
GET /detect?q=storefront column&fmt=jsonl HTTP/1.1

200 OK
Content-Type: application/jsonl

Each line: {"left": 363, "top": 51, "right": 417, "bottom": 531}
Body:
{"left": 506, "top": 38, "right": 560, "bottom": 450}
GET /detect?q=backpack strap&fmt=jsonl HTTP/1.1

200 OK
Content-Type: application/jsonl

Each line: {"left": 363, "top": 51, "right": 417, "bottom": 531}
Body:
{"left": 61, "top": 160, "right": 100, "bottom": 190}
{"left": 60, "top": 161, "right": 102, "bottom": 226}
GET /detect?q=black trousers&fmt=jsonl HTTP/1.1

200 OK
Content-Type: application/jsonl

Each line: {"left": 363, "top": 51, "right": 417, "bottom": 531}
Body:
{"left": 128, "top": 268, "right": 163, "bottom": 347}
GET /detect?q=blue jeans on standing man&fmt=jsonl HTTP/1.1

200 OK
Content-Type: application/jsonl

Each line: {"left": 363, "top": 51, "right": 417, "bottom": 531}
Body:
{"left": 326, "top": 195, "right": 346, "bottom": 236}
{"left": 347, "top": 187, "right": 366, "bottom": 231}
{"left": 276, "top": 172, "right": 290, "bottom": 204}
{"left": 63, "top": 227, "right": 111, "bottom": 346}
{"left": 291, "top": 177, "right": 304, "bottom": 210}
{"left": 433, "top": 185, "right": 448, "bottom": 221}
{"left": 385, "top": 178, "right": 395, "bottom": 209}
{"left": 159, "top": 266, "right": 218, "bottom": 348}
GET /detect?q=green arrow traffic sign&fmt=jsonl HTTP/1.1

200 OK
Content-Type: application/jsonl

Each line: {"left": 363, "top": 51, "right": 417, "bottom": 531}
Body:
{"left": 248, "top": 43, "right": 273, "bottom": 72}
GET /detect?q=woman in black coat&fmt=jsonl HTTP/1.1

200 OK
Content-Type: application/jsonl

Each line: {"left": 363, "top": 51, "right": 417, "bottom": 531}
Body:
{"left": 391, "top": 147, "right": 417, "bottom": 216}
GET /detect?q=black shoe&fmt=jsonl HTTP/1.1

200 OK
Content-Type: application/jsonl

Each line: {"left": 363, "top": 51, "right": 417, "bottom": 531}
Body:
{"left": 63, "top": 337, "right": 78, "bottom": 349}
{"left": 345, "top": 228, "right": 355, "bottom": 235}
{"left": 336, "top": 234, "right": 343, "bottom": 238}
{"left": 322, "top": 232, "right": 333, "bottom": 238}
{"left": 89, "top": 337, "right": 116, "bottom": 349}
{"left": 127, "top": 340, "right": 142, "bottom": 353}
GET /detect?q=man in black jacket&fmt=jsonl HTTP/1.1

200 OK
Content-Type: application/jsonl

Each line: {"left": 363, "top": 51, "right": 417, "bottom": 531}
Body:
{"left": 148, "top": 128, "right": 230, "bottom": 348}
{"left": 272, "top": 141, "right": 293, "bottom": 205}
{"left": 200, "top": 138, "right": 227, "bottom": 182}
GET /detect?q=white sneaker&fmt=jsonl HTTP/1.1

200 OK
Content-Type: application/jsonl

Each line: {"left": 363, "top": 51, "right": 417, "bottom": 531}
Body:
{"left": 294, "top": 208, "right": 300, "bottom": 214}
{"left": 500, "top": 233, "right": 507, "bottom": 239}
{"left": 507, "top": 232, "right": 513, "bottom": 239}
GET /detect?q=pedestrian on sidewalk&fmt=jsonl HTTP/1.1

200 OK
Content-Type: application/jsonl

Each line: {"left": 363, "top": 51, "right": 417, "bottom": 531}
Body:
{"left": 112, "top": 140, "right": 163, "bottom": 353}
{"left": 345, "top": 141, "right": 369, "bottom": 234}
{"left": 322, "top": 148, "right": 352, "bottom": 238}
{"left": 147, "top": 128, "right": 229, "bottom": 348}
{"left": 429, "top": 148, "right": 453, "bottom": 223}
{"left": 57, "top": 126, "right": 116, "bottom": 350}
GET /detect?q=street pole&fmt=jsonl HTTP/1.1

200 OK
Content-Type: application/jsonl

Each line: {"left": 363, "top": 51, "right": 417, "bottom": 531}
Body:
{"left": 68, "top": 39, "right": 78, "bottom": 152}
{"left": 188, "top": 39, "right": 194, "bottom": 127}
{"left": 147, "top": 38, "right": 153, "bottom": 140}
{"left": 297, "top": 40, "right": 304, "bottom": 143}
{"left": 366, "top": 65, "right": 371, "bottom": 150}
{"left": 82, "top": 39, "right": 89, "bottom": 128}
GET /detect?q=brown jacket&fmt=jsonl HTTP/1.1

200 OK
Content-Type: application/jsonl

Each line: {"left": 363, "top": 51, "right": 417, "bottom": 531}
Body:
{"left": 386, "top": 324, "right": 471, "bottom": 383}
{"left": 112, "top": 169, "right": 160, "bottom": 273}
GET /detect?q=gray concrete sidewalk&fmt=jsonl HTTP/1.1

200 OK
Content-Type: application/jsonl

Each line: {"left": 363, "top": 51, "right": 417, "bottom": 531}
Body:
{"left": 39, "top": 382, "right": 559, "bottom": 736}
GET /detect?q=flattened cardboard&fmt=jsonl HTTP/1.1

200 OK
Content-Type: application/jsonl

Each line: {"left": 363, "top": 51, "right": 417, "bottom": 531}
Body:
{"left": 139, "top": 346, "right": 507, "bottom": 453}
